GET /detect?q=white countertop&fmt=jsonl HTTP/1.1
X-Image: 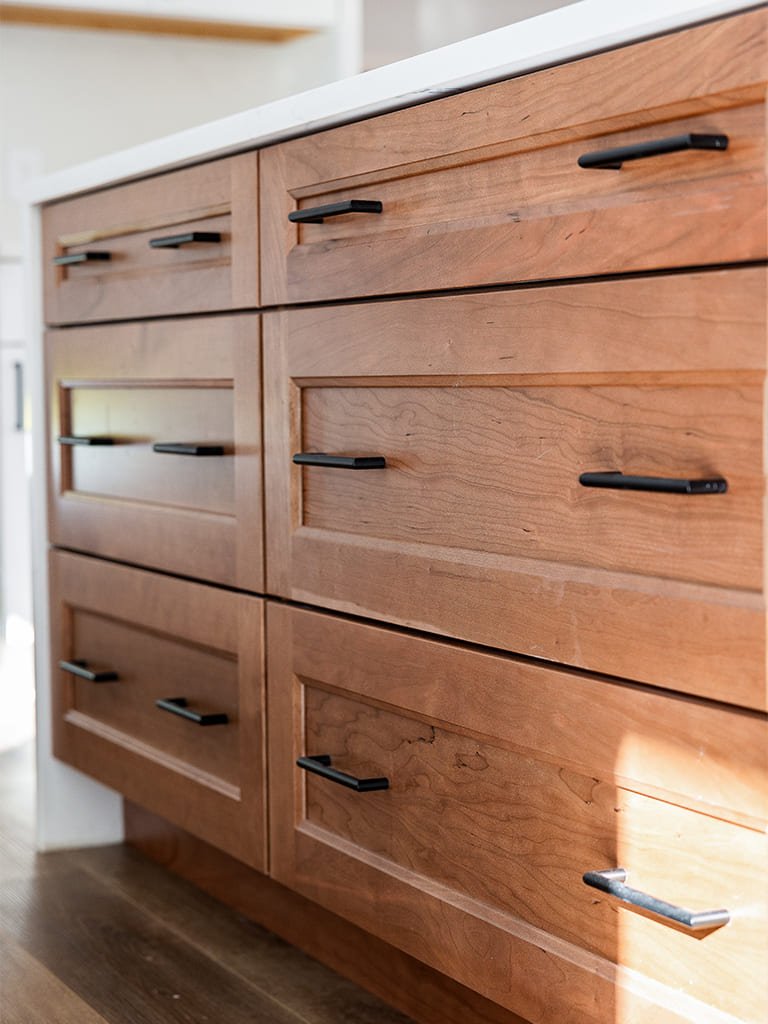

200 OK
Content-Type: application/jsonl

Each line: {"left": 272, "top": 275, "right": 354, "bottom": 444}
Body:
{"left": 24, "top": 0, "right": 764, "bottom": 205}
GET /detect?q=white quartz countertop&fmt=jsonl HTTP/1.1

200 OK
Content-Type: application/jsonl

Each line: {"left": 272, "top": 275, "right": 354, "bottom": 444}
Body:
{"left": 25, "top": 0, "right": 763, "bottom": 204}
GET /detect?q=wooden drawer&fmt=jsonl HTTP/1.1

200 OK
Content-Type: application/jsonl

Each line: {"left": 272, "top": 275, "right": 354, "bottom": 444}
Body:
{"left": 47, "top": 315, "right": 262, "bottom": 589}
{"left": 260, "top": 10, "right": 766, "bottom": 305}
{"left": 43, "top": 153, "right": 259, "bottom": 325}
{"left": 51, "top": 550, "right": 266, "bottom": 869}
{"left": 264, "top": 268, "right": 767, "bottom": 710}
{"left": 268, "top": 602, "right": 768, "bottom": 1024}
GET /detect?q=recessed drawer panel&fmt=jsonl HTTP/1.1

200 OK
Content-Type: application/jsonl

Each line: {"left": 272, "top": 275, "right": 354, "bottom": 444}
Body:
{"left": 43, "top": 153, "right": 259, "bottom": 325}
{"left": 47, "top": 316, "right": 262, "bottom": 589}
{"left": 51, "top": 550, "right": 266, "bottom": 869}
{"left": 261, "top": 10, "right": 766, "bottom": 304}
{"left": 264, "top": 269, "right": 767, "bottom": 709}
{"left": 268, "top": 603, "right": 768, "bottom": 1024}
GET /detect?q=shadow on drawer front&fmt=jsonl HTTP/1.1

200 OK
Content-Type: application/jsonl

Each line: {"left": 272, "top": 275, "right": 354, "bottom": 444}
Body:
{"left": 268, "top": 603, "right": 768, "bottom": 1024}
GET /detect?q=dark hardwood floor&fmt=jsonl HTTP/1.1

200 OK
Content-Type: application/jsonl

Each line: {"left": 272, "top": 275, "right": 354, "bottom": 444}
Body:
{"left": 0, "top": 741, "right": 413, "bottom": 1024}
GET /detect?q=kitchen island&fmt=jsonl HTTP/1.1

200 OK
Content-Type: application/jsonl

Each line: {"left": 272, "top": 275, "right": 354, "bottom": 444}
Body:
{"left": 25, "top": 2, "right": 768, "bottom": 1021}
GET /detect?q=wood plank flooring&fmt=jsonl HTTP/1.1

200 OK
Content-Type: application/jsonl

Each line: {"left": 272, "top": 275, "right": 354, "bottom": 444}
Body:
{"left": 0, "top": 742, "right": 414, "bottom": 1024}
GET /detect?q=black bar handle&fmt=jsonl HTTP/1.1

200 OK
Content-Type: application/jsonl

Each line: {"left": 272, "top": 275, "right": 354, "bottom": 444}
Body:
{"left": 293, "top": 452, "right": 386, "bottom": 470}
{"left": 59, "top": 659, "right": 119, "bottom": 683}
{"left": 155, "top": 697, "right": 229, "bottom": 726}
{"left": 578, "top": 132, "right": 728, "bottom": 170}
{"left": 289, "top": 199, "right": 383, "bottom": 224}
{"left": 149, "top": 231, "right": 222, "bottom": 249}
{"left": 153, "top": 442, "right": 224, "bottom": 457}
{"left": 583, "top": 869, "right": 730, "bottom": 932}
{"left": 297, "top": 754, "right": 389, "bottom": 792}
{"left": 58, "top": 435, "right": 115, "bottom": 446}
{"left": 53, "top": 251, "right": 111, "bottom": 266}
{"left": 579, "top": 471, "right": 727, "bottom": 495}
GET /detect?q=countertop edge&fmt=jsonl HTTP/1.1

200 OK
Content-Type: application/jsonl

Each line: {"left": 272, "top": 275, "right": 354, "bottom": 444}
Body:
{"left": 22, "top": 0, "right": 765, "bottom": 205}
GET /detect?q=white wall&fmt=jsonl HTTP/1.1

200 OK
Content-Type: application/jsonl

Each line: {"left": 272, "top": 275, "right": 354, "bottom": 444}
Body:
{"left": 363, "top": 0, "right": 581, "bottom": 70}
{"left": 0, "top": 11, "right": 361, "bottom": 257}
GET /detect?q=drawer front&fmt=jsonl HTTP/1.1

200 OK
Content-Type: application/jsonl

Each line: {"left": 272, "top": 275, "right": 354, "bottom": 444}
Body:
{"left": 47, "top": 316, "right": 262, "bottom": 589}
{"left": 264, "top": 269, "right": 767, "bottom": 709}
{"left": 268, "top": 603, "right": 768, "bottom": 1024}
{"left": 261, "top": 11, "right": 767, "bottom": 305}
{"left": 51, "top": 550, "right": 266, "bottom": 869}
{"left": 43, "top": 153, "right": 259, "bottom": 324}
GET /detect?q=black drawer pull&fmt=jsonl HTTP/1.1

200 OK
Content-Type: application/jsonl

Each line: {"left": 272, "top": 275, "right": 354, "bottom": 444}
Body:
{"left": 153, "top": 442, "right": 224, "bottom": 457}
{"left": 59, "top": 659, "right": 118, "bottom": 683}
{"left": 155, "top": 697, "right": 228, "bottom": 726}
{"left": 578, "top": 133, "right": 728, "bottom": 170}
{"left": 53, "top": 251, "right": 111, "bottom": 266}
{"left": 579, "top": 471, "right": 727, "bottom": 495}
{"left": 58, "top": 435, "right": 115, "bottom": 446}
{"left": 293, "top": 452, "right": 386, "bottom": 470}
{"left": 149, "top": 231, "right": 222, "bottom": 249}
{"left": 583, "top": 869, "right": 730, "bottom": 932}
{"left": 297, "top": 754, "right": 389, "bottom": 792}
{"left": 288, "top": 199, "right": 383, "bottom": 225}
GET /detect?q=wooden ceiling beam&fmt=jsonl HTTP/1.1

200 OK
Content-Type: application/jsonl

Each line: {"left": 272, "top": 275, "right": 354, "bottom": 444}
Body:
{"left": 0, "top": 4, "right": 317, "bottom": 42}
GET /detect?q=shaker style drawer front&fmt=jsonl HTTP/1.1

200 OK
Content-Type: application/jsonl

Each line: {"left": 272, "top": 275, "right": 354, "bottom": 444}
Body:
{"left": 268, "top": 603, "right": 768, "bottom": 1024}
{"left": 43, "top": 153, "right": 259, "bottom": 324}
{"left": 264, "top": 269, "right": 767, "bottom": 709}
{"left": 51, "top": 550, "right": 266, "bottom": 869}
{"left": 260, "top": 10, "right": 767, "bottom": 305}
{"left": 47, "top": 316, "right": 262, "bottom": 589}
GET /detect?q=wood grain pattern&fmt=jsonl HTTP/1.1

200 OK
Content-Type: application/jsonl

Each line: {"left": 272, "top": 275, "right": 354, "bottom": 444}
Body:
{"left": 70, "top": 610, "right": 240, "bottom": 786}
{"left": 263, "top": 268, "right": 768, "bottom": 709}
{"left": 124, "top": 801, "right": 531, "bottom": 1024}
{"left": 50, "top": 550, "right": 267, "bottom": 870}
{"left": 67, "top": 386, "right": 234, "bottom": 511}
{"left": 46, "top": 314, "right": 263, "bottom": 590}
{"left": 0, "top": 743, "right": 414, "bottom": 1024}
{"left": 43, "top": 152, "right": 259, "bottom": 324}
{"left": 36, "top": 11, "right": 768, "bottom": 1024}
{"left": 67, "top": 844, "right": 417, "bottom": 1024}
{"left": 0, "top": 929, "right": 111, "bottom": 1024}
{"left": 285, "top": 604, "right": 768, "bottom": 828}
{"left": 261, "top": 10, "right": 767, "bottom": 304}
{"left": 300, "top": 382, "right": 761, "bottom": 590}
{"left": 303, "top": 689, "right": 767, "bottom": 1022}
{"left": 0, "top": 868, "right": 303, "bottom": 1024}
{"left": 268, "top": 601, "right": 768, "bottom": 1024}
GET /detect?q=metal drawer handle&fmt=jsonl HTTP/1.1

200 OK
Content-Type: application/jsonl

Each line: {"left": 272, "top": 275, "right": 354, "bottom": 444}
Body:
{"left": 149, "top": 231, "right": 222, "bottom": 249}
{"left": 153, "top": 442, "right": 224, "bottom": 457}
{"left": 293, "top": 452, "right": 386, "bottom": 470}
{"left": 58, "top": 435, "right": 115, "bottom": 446}
{"left": 583, "top": 868, "right": 730, "bottom": 932}
{"left": 53, "top": 251, "right": 111, "bottom": 266}
{"left": 288, "top": 199, "right": 383, "bottom": 224}
{"left": 297, "top": 754, "right": 389, "bottom": 792}
{"left": 155, "top": 697, "right": 228, "bottom": 726}
{"left": 59, "top": 659, "right": 119, "bottom": 683}
{"left": 579, "top": 471, "right": 727, "bottom": 495}
{"left": 13, "top": 362, "right": 24, "bottom": 432}
{"left": 578, "top": 132, "right": 728, "bottom": 170}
